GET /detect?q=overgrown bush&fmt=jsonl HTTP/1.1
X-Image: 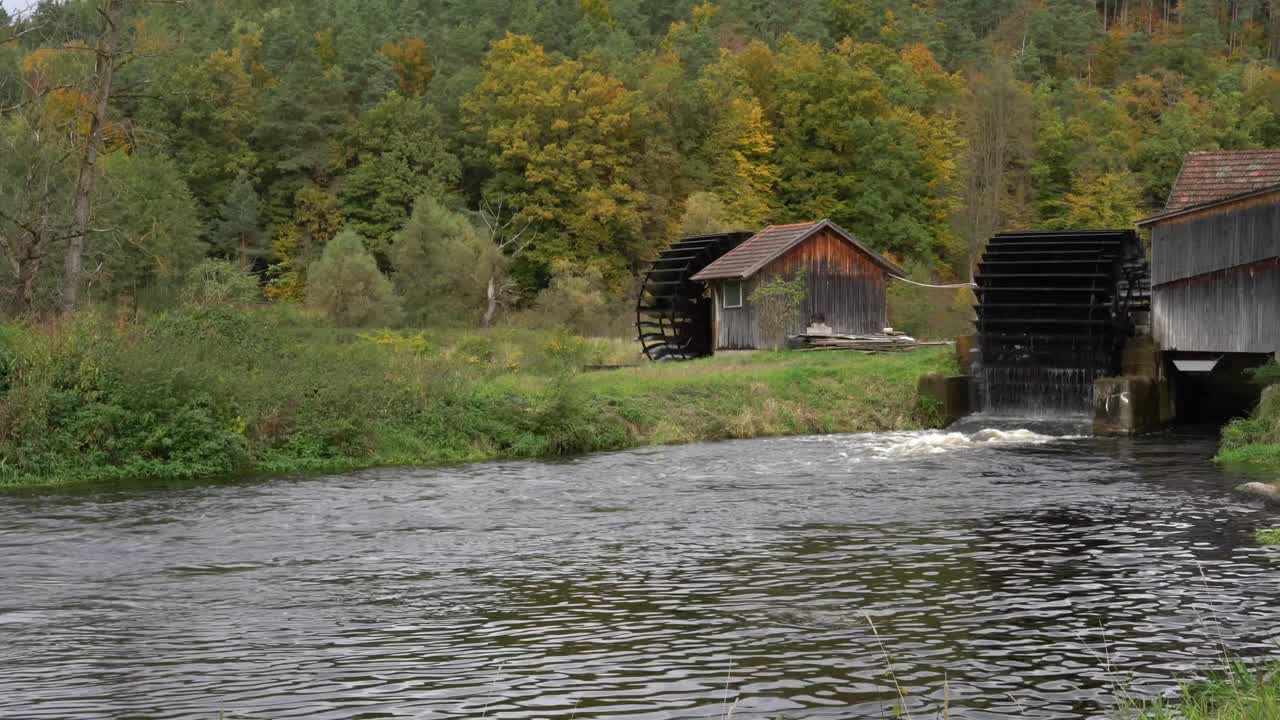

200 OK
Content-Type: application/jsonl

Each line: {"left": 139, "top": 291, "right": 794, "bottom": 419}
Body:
{"left": 520, "top": 264, "right": 631, "bottom": 337}
{"left": 0, "top": 312, "right": 250, "bottom": 484}
{"left": 751, "top": 272, "right": 806, "bottom": 351}
{"left": 306, "top": 229, "right": 403, "bottom": 327}
{"left": 391, "top": 196, "right": 500, "bottom": 326}
{"left": 1221, "top": 385, "right": 1280, "bottom": 451}
{"left": 0, "top": 306, "right": 953, "bottom": 489}
{"left": 180, "top": 259, "right": 261, "bottom": 306}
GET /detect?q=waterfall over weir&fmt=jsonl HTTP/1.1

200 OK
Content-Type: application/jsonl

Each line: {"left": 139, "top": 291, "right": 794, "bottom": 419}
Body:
{"left": 978, "top": 365, "right": 1107, "bottom": 415}
{"left": 973, "top": 230, "right": 1150, "bottom": 415}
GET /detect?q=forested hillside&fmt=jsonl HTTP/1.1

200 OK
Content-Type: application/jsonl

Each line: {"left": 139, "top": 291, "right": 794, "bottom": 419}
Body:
{"left": 3, "top": 0, "right": 1280, "bottom": 326}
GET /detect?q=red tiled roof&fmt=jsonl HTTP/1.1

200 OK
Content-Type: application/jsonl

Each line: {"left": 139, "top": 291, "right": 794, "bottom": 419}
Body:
{"left": 1166, "top": 150, "right": 1280, "bottom": 211}
{"left": 691, "top": 219, "right": 904, "bottom": 281}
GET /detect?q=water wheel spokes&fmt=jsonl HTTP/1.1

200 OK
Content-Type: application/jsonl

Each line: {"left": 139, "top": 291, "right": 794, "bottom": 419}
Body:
{"left": 635, "top": 232, "right": 752, "bottom": 362}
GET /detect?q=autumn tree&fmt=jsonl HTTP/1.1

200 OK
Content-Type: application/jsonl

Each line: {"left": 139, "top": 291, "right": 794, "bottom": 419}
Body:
{"left": 744, "top": 38, "right": 964, "bottom": 265}
{"left": 1045, "top": 171, "right": 1144, "bottom": 229}
{"left": 8, "top": 0, "right": 1280, "bottom": 324}
{"left": 381, "top": 37, "right": 433, "bottom": 96}
{"left": 463, "top": 33, "right": 673, "bottom": 285}
{"left": 678, "top": 192, "right": 733, "bottom": 236}
{"left": 697, "top": 54, "right": 778, "bottom": 228}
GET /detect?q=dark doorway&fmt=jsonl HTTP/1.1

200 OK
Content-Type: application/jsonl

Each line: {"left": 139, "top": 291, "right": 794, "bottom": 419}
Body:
{"left": 1170, "top": 353, "right": 1271, "bottom": 424}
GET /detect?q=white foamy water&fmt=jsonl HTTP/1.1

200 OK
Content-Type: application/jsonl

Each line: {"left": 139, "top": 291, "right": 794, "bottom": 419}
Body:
{"left": 868, "top": 427, "right": 1066, "bottom": 458}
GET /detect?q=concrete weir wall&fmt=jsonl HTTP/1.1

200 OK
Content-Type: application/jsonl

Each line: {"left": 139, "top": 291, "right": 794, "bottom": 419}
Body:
{"left": 917, "top": 373, "right": 974, "bottom": 426}
{"left": 1093, "top": 377, "right": 1161, "bottom": 435}
{"left": 1092, "top": 337, "right": 1170, "bottom": 436}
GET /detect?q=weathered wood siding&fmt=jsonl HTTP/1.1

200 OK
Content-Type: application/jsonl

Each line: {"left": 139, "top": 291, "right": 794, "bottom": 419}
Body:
{"left": 714, "top": 228, "right": 889, "bottom": 350}
{"left": 1152, "top": 191, "right": 1280, "bottom": 284}
{"left": 1153, "top": 258, "right": 1280, "bottom": 353}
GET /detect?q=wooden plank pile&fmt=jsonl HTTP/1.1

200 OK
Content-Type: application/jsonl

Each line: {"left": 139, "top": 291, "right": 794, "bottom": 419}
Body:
{"left": 790, "top": 331, "right": 948, "bottom": 353}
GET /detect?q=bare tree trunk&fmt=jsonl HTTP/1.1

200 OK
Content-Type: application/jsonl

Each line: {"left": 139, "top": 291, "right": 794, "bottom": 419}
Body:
{"left": 474, "top": 200, "right": 533, "bottom": 328}
{"left": 63, "top": 0, "right": 125, "bottom": 313}
{"left": 482, "top": 273, "right": 499, "bottom": 328}
{"left": 13, "top": 247, "right": 45, "bottom": 314}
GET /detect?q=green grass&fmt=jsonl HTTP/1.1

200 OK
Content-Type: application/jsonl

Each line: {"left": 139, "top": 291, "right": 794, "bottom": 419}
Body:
{"left": 1257, "top": 529, "right": 1280, "bottom": 546}
{"left": 1217, "top": 445, "right": 1280, "bottom": 473}
{"left": 0, "top": 306, "right": 955, "bottom": 491}
{"left": 1129, "top": 663, "right": 1280, "bottom": 720}
{"left": 1216, "top": 385, "right": 1280, "bottom": 478}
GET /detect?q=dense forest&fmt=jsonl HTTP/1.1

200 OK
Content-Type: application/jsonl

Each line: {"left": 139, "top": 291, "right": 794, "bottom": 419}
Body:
{"left": 3, "top": 0, "right": 1280, "bottom": 329}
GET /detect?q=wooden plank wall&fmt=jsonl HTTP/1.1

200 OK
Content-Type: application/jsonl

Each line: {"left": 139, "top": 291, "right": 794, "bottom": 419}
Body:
{"left": 1153, "top": 192, "right": 1280, "bottom": 284}
{"left": 1153, "top": 258, "right": 1280, "bottom": 353}
{"left": 715, "top": 228, "right": 888, "bottom": 350}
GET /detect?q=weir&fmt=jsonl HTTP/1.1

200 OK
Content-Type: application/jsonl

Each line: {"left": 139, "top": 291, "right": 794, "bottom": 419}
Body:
{"left": 973, "top": 230, "right": 1150, "bottom": 416}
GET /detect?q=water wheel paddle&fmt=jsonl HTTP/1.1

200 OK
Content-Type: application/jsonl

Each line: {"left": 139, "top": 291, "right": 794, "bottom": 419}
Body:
{"left": 974, "top": 229, "right": 1150, "bottom": 413}
{"left": 636, "top": 232, "right": 752, "bottom": 361}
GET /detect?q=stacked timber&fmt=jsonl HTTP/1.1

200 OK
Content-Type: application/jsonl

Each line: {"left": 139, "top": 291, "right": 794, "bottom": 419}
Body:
{"left": 790, "top": 332, "right": 941, "bottom": 353}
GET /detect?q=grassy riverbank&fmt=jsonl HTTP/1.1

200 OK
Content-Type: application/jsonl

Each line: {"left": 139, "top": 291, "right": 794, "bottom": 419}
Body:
{"left": 0, "top": 306, "right": 953, "bottom": 491}
{"left": 1131, "top": 663, "right": 1280, "bottom": 720}
{"left": 1217, "top": 383, "right": 1280, "bottom": 477}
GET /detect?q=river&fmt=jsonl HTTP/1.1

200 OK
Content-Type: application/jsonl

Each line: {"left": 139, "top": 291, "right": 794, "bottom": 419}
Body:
{"left": 1, "top": 423, "right": 1278, "bottom": 719}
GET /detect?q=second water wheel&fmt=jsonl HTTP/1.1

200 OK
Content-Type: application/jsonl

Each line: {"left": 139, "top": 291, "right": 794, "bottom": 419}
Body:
{"left": 636, "top": 232, "right": 751, "bottom": 361}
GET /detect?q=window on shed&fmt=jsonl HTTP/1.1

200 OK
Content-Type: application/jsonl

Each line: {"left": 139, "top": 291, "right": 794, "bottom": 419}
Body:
{"left": 723, "top": 281, "right": 743, "bottom": 308}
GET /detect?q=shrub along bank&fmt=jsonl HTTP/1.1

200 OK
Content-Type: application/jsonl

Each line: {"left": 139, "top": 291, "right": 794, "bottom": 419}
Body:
{"left": 0, "top": 306, "right": 953, "bottom": 490}
{"left": 1217, "top": 366, "right": 1280, "bottom": 475}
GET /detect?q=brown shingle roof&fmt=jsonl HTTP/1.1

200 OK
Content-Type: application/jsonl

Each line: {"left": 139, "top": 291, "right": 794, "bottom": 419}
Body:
{"left": 691, "top": 219, "right": 904, "bottom": 282}
{"left": 1166, "top": 150, "right": 1280, "bottom": 211}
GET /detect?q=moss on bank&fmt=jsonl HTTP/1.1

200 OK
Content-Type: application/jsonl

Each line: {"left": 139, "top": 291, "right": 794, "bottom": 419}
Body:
{"left": 0, "top": 307, "right": 954, "bottom": 491}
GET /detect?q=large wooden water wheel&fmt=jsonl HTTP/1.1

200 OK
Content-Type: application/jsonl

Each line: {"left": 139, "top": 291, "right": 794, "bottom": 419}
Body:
{"left": 974, "top": 229, "right": 1150, "bottom": 413}
{"left": 636, "top": 232, "right": 752, "bottom": 361}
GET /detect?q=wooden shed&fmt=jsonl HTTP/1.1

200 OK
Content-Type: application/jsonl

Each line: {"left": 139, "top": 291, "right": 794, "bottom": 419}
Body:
{"left": 1137, "top": 150, "right": 1280, "bottom": 356}
{"left": 690, "top": 220, "right": 905, "bottom": 351}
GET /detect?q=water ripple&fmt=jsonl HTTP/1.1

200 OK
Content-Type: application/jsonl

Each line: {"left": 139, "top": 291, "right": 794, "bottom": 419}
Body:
{"left": 0, "top": 428, "right": 1277, "bottom": 719}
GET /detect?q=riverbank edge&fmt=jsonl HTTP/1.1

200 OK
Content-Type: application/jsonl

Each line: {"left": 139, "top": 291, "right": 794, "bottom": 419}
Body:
{"left": 1218, "top": 446, "right": 1280, "bottom": 474}
{"left": 1129, "top": 662, "right": 1280, "bottom": 719}
{"left": 1216, "top": 384, "right": 1280, "bottom": 487}
{"left": 1, "top": 347, "right": 956, "bottom": 493}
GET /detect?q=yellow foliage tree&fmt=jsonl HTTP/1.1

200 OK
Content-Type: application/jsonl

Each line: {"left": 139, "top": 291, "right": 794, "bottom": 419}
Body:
{"left": 708, "top": 95, "right": 777, "bottom": 228}
{"left": 1049, "top": 172, "right": 1144, "bottom": 230}
{"left": 463, "top": 33, "right": 667, "bottom": 281}
{"left": 381, "top": 37, "right": 433, "bottom": 96}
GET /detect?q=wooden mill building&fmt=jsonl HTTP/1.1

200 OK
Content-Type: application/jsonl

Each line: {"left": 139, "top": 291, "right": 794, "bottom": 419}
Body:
{"left": 1137, "top": 150, "right": 1280, "bottom": 357}
{"left": 1135, "top": 150, "right": 1280, "bottom": 419}
{"left": 690, "top": 220, "right": 905, "bottom": 351}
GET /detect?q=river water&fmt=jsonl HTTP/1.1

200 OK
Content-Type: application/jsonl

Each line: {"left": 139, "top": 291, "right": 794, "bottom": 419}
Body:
{"left": 2, "top": 423, "right": 1278, "bottom": 720}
